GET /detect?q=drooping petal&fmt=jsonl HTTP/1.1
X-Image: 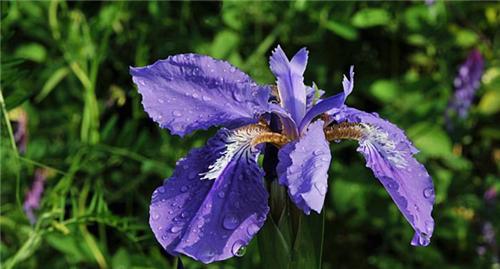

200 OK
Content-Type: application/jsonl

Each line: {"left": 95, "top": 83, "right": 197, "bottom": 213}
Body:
{"left": 299, "top": 66, "right": 355, "bottom": 133}
{"left": 277, "top": 120, "right": 331, "bottom": 214}
{"left": 332, "top": 107, "right": 435, "bottom": 246}
{"left": 269, "top": 45, "right": 308, "bottom": 124}
{"left": 131, "top": 54, "right": 272, "bottom": 136}
{"left": 149, "top": 128, "right": 269, "bottom": 264}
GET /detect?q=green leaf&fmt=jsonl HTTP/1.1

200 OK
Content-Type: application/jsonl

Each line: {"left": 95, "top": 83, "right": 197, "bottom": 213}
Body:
{"left": 352, "top": 8, "right": 390, "bottom": 28}
{"left": 478, "top": 89, "right": 500, "bottom": 115}
{"left": 454, "top": 29, "right": 478, "bottom": 47}
{"left": 369, "top": 80, "right": 399, "bottom": 103}
{"left": 14, "top": 43, "right": 47, "bottom": 63}
{"left": 290, "top": 211, "right": 325, "bottom": 269}
{"left": 35, "top": 67, "right": 70, "bottom": 102}
{"left": 407, "top": 122, "right": 452, "bottom": 158}
{"left": 324, "top": 20, "right": 358, "bottom": 40}
{"left": 210, "top": 30, "right": 239, "bottom": 59}
{"left": 257, "top": 215, "right": 292, "bottom": 269}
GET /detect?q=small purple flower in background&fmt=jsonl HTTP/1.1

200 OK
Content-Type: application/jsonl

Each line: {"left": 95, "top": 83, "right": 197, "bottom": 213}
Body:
{"left": 447, "top": 49, "right": 484, "bottom": 120}
{"left": 484, "top": 186, "right": 497, "bottom": 204}
{"left": 9, "top": 108, "right": 28, "bottom": 154}
{"left": 24, "top": 168, "right": 48, "bottom": 225}
{"left": 425, "top": 0, "right": 435, "bottom": 6}
{"left": 130, "top": 45, "right": 435, "bottom": 263}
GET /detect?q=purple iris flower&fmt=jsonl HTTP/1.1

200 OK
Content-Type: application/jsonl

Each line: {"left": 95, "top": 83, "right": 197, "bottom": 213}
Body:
{"left": 130, "top": 45, "right": 435, "bottom": 263}
{"left": 447, "top": 49, "right": 484, "bottom": 119}
{"left": 24, "top": 168, "right": 47, "bottom": 224}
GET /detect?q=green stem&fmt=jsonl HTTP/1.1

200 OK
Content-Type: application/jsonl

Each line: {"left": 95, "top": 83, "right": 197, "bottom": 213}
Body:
{"left": 0, "top": 89, "right": 22, "bottom": 207}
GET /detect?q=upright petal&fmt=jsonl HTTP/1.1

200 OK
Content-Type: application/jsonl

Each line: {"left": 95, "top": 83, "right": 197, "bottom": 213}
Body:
{"left": 269, "top": 45, "right": 308, "bottom": 123}
{"left": 131, "top": 54, "right": 272, "bottom": 136}
{"left": 299, "top": 66, "right": 355, "bottom": 133}
{"left": 149, "top": 128, "right": 269, "bottom": 263}
{"left": 277, "top": 120, "right": 331, "bottom": 214}
{"left": 332, "top": 107, "right": 435, "bottom": 246}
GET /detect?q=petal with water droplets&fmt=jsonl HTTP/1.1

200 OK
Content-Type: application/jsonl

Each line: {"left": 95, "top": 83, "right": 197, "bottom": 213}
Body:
{"left": 277, "top": 120, "right": 331, "bottom": 214}
{"left": 149, "top": 128, "right": 269, "bottom": 263}
{"left": 332, "top": 106, "right": 435, "bottom": 246}
{"left": 131, "top": 54, "right": 272, "bottom": 137}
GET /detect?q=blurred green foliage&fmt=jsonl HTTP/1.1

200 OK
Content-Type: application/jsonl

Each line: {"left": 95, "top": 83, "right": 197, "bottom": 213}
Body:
{"left": 1, "top": 1, "right": 499, "bottom": 268}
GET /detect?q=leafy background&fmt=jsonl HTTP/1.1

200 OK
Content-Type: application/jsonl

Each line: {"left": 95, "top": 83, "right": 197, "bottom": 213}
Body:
{"left": 1, "top": 1, "right": 499, "bottom": 268}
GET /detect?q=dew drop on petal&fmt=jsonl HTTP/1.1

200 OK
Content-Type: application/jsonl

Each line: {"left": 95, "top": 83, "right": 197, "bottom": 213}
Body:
{"left": 218, "top": 191, "right": 225, "bottom": 198}
{"left": 425, "top": 220, "right": 435, "bottom": 234}
{"left": 172, "top": 110, "right": 182, "bottom": 117}
{"left": 151, "top": 212, "right": 160, "bottom": 221}
{"left": 199, "top": 248, "right": 215, "bottom": 263}
{"left": 202, "top": 95, "right": 212, "bottom": 101}
{"left": 158, "top": 186, "right": 165, "bottom": 193}
{"left": 314, "top": 182, "right": 327, "bottom": 195}
{"left": 232, "top": 91, "right": 244, "bottom": 102}
{"left": 247, "top": 223, "right": 260, "bottom": 236}
{"left": 169, "top": 225, "right": 182, "bottom": 233}
{"left": 232, "top": 240, "right": 246, "bottom": 257}
{"left": 313, "top": 150, "right": 323, "bottom": 156}
{"left": 188, "top": 171, "right": 197, "bottom": 180}
{"left": 180, "top": 185, "right": 189, "bottom": 192}
{"left": 423, "top": 187, "right": 435, "bottom": 199}
{"left": 223, "top": 214, "right": 239, "bottom": 230}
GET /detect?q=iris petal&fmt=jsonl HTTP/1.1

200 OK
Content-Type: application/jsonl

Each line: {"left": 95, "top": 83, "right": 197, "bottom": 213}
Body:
{"left": 269, "top": 45, "right": 308, "bottom": 124}
{"left": 131, "top": 54, "right": 272, "bottom": 137}
{"left": 331, "top": 107, "right": 435, "bottom": 246}
{"left": 149, "top": 128, "right": 269, "bottom": 263}
{"left": 299, "top": 66, "right": 354, "bottom": 133}
{"left": 277, "top": 120, "right": 331, "bottom": 214}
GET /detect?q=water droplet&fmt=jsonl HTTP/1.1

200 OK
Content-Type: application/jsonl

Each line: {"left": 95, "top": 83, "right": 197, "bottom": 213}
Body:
{"left": 188, "top": 171, "right": 197, "bottom": 180}
{"left": 158, "top": 186, "right": 165, "bottom": 193}
{"left": 181, "top": 212, "right": 188, "bottom": 218}
{"left": 289, "top": 165, "right": 299, "bottom": 173}
{"left": 247, "top": 223, "right": 259, "bottom": 236}
{"left": 423, "top": 187, "right": 435, "bottom": 199}
{"left": 313, "top": 150, "right": 323, "bottom": 156}
{"left": 151, "top": 212, "right": 160, "bottom": 220}
{"left": 199, "top": 248, "right": 215, "bottom": 263}
{"left": 232, "top": 240, "right": 246, "bottom": 257}
{"left": 232, "top": 91, "right": 244, "bottom": 102}
{"left": 172, "top": 110, "right": 182, "bottom": 117}
{"left": 314, "top": 182, "right": 327, "bottom": 195}
{"left": 192, "top": 93, "right": 199, "bottom": 99}
{"left": 223, "top": 214, "right": 239, "bottom": 230}
{"left": 158, "top": 99, "right": 164, "bottom": 104}
{"left": 218, "top": 191, "right": 225, "bottom": 198}
{"left": 169, "top": 225, "right": 182, "bottom": 233}
{"left": 382, "top": 177, "right": 398, "bottom": 189}
{"left": 202, "top": 95, "right": 212, "bottom": 101}
{"left": 180, "top": 185, "right": 189, "bottom": 192}
{"left": 424, "top": 220, "right": 434, "bottom": 234}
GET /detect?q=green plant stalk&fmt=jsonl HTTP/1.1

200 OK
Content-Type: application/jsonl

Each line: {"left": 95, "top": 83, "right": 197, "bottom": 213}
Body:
{"left": 0, "top": 88, "right": 22, "bottom": 207}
